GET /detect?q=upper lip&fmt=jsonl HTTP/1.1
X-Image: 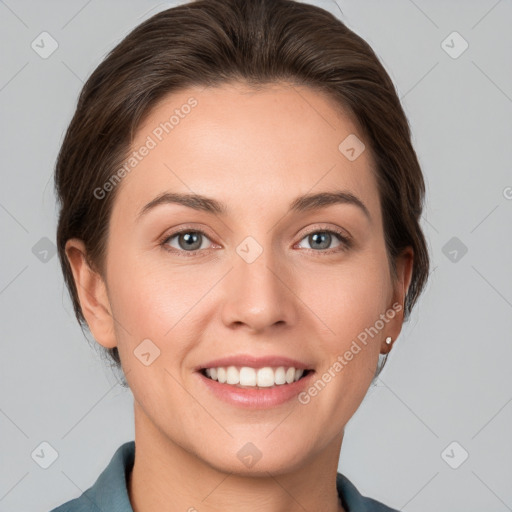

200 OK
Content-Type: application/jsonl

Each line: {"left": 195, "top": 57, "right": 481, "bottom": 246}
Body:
{"left": 196, "top": 354, "right": 313, "bottom": 371}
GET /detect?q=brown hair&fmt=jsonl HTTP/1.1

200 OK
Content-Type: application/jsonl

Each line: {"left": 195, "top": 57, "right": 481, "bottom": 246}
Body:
{"left": 55, "top": 0, "right": 430, "bottom": 379}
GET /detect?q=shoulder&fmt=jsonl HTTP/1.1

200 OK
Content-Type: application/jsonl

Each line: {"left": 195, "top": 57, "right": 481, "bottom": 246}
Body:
{"left": 336, "top": 472, "right": 400, "bottom": 512}
{"left": 47, "top": 441, "right": 135, "bottom": 512}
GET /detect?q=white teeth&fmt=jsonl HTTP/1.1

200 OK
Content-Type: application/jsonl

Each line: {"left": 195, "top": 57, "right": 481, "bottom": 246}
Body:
{"left": 202, "top": 366, "right": 308, "bottom": 387}
{"left": 226, "top": 366, "right": 239, "bottom": 385}
{"left": 274, "top": 367, "right": 286, "bottom": 385}
{"left": 257, "top": 367, "right": 275, "bottom": 387}
{"left": 217, "top": 367, "right": 227, "bottom": 384}
{"left": 239, "top": 367, "right": 256, "bottom": 386}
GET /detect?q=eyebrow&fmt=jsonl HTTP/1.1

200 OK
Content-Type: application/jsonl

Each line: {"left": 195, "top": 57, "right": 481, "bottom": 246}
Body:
{"left": 137, "top": 189, "right": 371, "bottom": 222}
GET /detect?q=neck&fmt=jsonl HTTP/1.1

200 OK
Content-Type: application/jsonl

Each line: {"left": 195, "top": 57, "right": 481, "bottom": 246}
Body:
{"left": 128, "top": 404, "right": 346, "bottom": 512}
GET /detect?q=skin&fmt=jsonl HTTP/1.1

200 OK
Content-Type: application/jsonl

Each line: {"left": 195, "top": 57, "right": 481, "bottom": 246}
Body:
{"left": 66, "top": 82, "right": 413, "bottom": 512}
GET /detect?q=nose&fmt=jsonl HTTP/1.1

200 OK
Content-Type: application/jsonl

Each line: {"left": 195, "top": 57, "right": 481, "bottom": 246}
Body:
{"left": 219, "top": 242, "right": 299, "bottom": 334}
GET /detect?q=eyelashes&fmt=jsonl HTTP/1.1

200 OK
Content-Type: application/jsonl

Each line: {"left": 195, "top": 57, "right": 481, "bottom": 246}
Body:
{"left": 159, "top": 226, "right": 353, "bottom": 257}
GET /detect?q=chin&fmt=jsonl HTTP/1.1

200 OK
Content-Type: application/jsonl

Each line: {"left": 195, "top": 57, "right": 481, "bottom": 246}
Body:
{"left": 194, "top": 435, "right": 314, "bottom": 477}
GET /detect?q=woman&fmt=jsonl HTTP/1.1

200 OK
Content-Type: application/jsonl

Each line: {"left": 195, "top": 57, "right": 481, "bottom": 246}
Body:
{"left": 50, "top": 0, "right": 429, "bottom": 510}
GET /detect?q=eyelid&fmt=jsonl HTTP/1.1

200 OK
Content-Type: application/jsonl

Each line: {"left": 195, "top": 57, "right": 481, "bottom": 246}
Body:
{"left": 297, "top": 223, "right": 352, "bottom": 242}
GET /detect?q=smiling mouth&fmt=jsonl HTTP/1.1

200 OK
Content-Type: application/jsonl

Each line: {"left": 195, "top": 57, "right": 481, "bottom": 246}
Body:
{"left": 199, "top": 366, "right": 313, "bottom": 389}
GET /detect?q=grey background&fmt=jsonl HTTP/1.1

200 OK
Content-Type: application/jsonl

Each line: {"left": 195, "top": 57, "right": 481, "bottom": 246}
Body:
{"left": 1, "top": 0, "right": 511, "bottom": 510}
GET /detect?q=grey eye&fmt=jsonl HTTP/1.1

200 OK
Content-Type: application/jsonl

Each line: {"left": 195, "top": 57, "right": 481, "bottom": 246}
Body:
{"left": 165, "top": 231, "right": 211, "bottom": 251}
{"left": 297, "top": 231, "right": 342, "bottom": 251}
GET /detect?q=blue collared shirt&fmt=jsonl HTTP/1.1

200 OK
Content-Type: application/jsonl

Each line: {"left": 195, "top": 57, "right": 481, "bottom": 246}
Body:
{"left": 49, "top": 441, "right": 399, "bottom": 512}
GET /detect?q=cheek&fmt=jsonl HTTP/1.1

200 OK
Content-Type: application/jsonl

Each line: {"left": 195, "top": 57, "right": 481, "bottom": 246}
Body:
{"left": 298, "top": 261, "right": 389, "bottom": 422}
{"left": 107, "top": 251, "right": 197, "bottom": 333}
{"left": 296, "top": 253, "right": 392, "bottom": 343}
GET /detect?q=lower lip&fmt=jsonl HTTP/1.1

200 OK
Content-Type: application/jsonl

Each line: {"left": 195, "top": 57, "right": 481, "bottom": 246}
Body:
{"left": 197, "top": 371, "right": 315, "bottom": 409}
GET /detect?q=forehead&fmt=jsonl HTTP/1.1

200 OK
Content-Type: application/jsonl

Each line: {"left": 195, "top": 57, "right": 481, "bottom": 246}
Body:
{"left": 112, "top": 82, "right": 381, "bottom": 224}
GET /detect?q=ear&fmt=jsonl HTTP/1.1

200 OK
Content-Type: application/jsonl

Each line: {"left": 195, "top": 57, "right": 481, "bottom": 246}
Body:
{"left": 65, "top": 239, "right": 117, "bottom": 349}
{"left": 381, "top": 246, "right": 414, "bottom": 353}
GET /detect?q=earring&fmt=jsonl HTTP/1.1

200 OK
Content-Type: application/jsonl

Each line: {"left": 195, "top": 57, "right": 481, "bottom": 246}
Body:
{"left": 385, "top": 336, "right": 392, "bottom": 345}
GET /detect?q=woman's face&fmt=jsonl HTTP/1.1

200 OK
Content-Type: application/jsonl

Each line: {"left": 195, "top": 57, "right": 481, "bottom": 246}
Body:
{"left": 74, "top": 82, "right": 412, "bottom": 474}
